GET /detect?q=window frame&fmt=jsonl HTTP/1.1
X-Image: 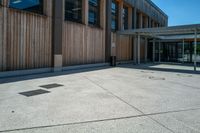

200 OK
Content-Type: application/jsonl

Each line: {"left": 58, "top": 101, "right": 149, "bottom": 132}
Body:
{"left": 9, "top": 0, "right": 44, "bottom": 15}
{"left": 123, "top": 5, "right": 128, "bottom": 30}
{"left": 111, "top": 0, "right": 118, "bottom": 31}
{"left": 65, "top": 0, "right": 83, "bottom": 23}
{"left": 88, "top": 0, "right": 101, "bottom": 27}
{"left": 0, "top": 0, "right": 2, "bottom": 6}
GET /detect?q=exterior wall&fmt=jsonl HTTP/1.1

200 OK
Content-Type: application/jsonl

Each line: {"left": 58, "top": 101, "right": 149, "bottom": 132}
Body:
{"left": 62, "top": 0, "right": 106, "bottom": 66}
{"left": 62, "top": 22, "right": 105, "bottom": 66}
{"left": 111, "top": 33, "right": 133, "bottom": 62}
{"left": 0, "top": 0, "right": 168, "bottom": 73}
{"left": 0, "top": 0, "right": 52, "bottom": 72}
{"left": 113, "top": 0, "right": 167, "bottom": 63}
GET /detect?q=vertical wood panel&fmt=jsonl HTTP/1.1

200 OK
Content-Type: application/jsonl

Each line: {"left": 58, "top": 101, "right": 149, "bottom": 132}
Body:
{"left": 0, "top": 0, "right": 53, "bottom": 72}
{"left": 62, "top": 22, "right": 106, "bottom": 66}
{"left": 116, "top": 35, "right": 133, "bottom": 61}
{"left": 0, "top": 7, "right": 3, "bottom": 71}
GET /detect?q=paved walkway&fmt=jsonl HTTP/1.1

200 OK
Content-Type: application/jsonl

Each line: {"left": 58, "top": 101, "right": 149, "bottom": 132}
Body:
{"left": 0, "top": 64, "right": 200, "bottom": 133}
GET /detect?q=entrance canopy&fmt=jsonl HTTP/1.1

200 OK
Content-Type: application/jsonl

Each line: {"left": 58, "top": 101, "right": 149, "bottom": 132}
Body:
{"left": 117, "top": 24, "right": 200, "bottom": 38}
{"left": 117, "top": 24, "right": 200, "bottom": 72}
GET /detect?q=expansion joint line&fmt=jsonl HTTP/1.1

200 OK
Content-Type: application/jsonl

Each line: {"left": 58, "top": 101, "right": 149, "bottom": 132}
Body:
{"left": 84, "top": 76, "right": 175, "bottom": 133}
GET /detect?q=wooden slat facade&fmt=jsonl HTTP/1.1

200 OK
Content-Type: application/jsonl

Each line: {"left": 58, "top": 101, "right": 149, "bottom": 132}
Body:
{"left": 62, "top": 22, "right": 106, "bottom": 66}
{"left": 62, "top": 0, "right": 106, "bottom": 66}
{"left": 0, "top": 0, "right": 52, "bottom": 72}
{"left": 0, "top": 0, "right": 168, "bottom": 73}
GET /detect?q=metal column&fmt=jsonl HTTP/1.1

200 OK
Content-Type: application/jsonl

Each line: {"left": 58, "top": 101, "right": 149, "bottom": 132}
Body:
{"left": 134, "top": 36, "right": 137, "bottom": 64}
{"left": 138, "top": 34, "right": 140, "bottom": 64}
{"left": 182, "top": 39, "right": 185, "bottom": 63}
{"left": 159, "top": 41, "right": 161, "bottom": 63}
{"left": 194, "top": 29, "right": 197, "bottom": 71}
{"left": 145, "top": 38, "right": 148, "bottom": 63}
{"left": 153, "top": 39, "right": 155, "bottom": 62}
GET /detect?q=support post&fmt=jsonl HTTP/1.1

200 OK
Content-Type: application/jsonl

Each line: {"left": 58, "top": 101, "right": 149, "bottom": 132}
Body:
{"left": 182, "top": 39, "right": 185, "bottom": 63}
{"left": 133, "top": 7, "right": 137, "bottom": 29}
{"left": 138, "top": 34, "right": 140, "bottom": 64}
{"left": 159, "top": 41, "right": 161, "bottom": 63}
{"left": 52, "top": 0, "right": 64, "bottom": 72}
{"left": 118, "top": 0, "right": 124, "bottom": 30}
{"left": 139, "top": 13, "right": 143, "bottom": 29}
{"left": 128, "top": 7, "right": 133, "bottom": 29}
{"left": 105, "top": 0, "right": 112, "bottom": 64}
{"left": 153, "top": 39, "right": 155, "bottom": 62}
{"left": 134, "top": 36, "right": 137, "bottom": 64}
{"left": 82, "top": 0, "right": 88, "bottom": 25}
{"left": 194, "top": 29, "right": 197, "bottom": 71}
{"left": 145, "top": 37, "right": 148, "bottom": 63}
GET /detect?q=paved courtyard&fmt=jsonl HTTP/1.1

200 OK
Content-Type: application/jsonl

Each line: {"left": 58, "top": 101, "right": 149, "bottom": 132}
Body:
{"left": 0, "top": 64, "right": 200, "bottom": 133}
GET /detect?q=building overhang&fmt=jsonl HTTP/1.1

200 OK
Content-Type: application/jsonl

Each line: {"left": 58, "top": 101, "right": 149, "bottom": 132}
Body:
{"left": 117, "top": 24, "right": 200, "bottom": 39}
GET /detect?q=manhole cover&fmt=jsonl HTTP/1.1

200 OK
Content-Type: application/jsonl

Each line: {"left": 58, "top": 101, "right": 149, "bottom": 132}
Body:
{"left": 149, "top": 76, "right": 165, "bottom": 80}
{"left": 40, "top": 83, "right": 64, "bottom": 89}
{"left": 19, "top": 89, "right": 50, "bottom": 97}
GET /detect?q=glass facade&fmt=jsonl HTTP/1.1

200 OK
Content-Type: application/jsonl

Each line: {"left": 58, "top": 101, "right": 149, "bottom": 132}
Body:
{"left": 154, "top": 41, "right": 200, "bottom": 63}
{"left": 88, "top": 0, "right": 100, "bottom": 27}
{"left": 123, "top": 6, "right": 128, "bottom": 30}
{"left": 111, "top": 0, "right": 118, "bottom": 31}
{"left": 9, "top": 0, "right": 43, "bottom": 14}
{"left": 65, "top": 0, "right": 82, "bottom": 23}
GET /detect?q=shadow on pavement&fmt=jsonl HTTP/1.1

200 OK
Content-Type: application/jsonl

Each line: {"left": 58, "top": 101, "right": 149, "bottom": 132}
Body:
{"left": 0, "top": 66, "right": 112, "bottom": 84}
{"left": 118, "top": 63, "right": 200, "bottom": 75}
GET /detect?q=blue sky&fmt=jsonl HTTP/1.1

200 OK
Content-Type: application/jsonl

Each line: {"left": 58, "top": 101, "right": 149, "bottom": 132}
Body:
{"left": 152, "top": 0, "right": 200, "bottom": 26}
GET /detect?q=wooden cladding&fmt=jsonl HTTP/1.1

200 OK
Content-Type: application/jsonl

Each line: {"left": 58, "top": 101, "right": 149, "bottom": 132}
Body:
{"left": 0, "top": 0, "right": 52, "bottom": 72}
{"left": 62, "top": 22, "right": 105, "bottom": 66}
{"left": 0, "top": 0, "right": 168, "bottom": 72}
{"left": 111, "top": 33, "right": 133, "bottom": 61}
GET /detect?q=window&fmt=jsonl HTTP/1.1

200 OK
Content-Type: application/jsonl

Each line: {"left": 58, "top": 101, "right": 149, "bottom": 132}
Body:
{"left": 123, "top": 6, "right": 128, "bottom": 30}
{"left": 65, "top": 0, "right": 82, "bottom": 23}
{"left": 9, "top": 0, "right": 43, "bottom": 14}
{"left": 0, "top": 0, "right": 2, "bottom": 5}
{"left": 111, "top": 0, "right": 118, "bottom": 31}
{"left": 89, "top": 0, "right": 100, "bottom": 27}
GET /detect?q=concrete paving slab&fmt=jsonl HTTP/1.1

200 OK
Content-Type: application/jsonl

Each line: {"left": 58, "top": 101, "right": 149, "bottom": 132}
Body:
{"left": 4, "top": 116, "right": 171, "bottom": 133}
{"left": 81, "top": 66, "right": 200, "bottom": 114}
{"left": 0, "top": 74, "right": 141, "bottom": 132}
{"left": 151, "top": 109, "right": 200, "bottom": 133}
{"left": 0, "top": 64, "right": 200, "bottom": 133}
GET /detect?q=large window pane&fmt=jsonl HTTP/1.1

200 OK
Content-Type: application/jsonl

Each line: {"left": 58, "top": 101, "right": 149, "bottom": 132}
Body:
{"left": 123, "top": 6, "right": 128, "bottom": 30}
{"left": 9, "top": 0, "right": 43, "bottom": 14}
{"left": 89, "top": 0, "right": 100, "bottom": 27}
{"left": 65, "top": 0, "right": 82, "bottom": 23}
{"left": 111, "top": 0, "right": 118, "bottom": 31}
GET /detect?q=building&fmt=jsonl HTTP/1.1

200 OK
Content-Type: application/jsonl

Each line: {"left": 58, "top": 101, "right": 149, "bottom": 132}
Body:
{"left": 0, "top": 0, "right": 198, "bottom": 77}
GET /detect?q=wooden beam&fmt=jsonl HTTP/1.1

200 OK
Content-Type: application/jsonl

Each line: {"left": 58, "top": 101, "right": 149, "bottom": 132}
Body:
{"left": 52, "top": 0, "right": 63, "bottom": 71}
{"left": 128, "top": 6, "right": 132, "bottom": 29}
{"left": 133, "top": 7, "right": 137, "bottom": 29}
{"left": 139, "top": 12, "right": 143, "bottom": 28}
{"left": 105, "top": 0, "right": 112, "bottom": 63}
{"left": 118, "top": 0, "right": 124, "bottom": 30}
{"left": 82, "top": 0, "right": 88, "bottom": 25}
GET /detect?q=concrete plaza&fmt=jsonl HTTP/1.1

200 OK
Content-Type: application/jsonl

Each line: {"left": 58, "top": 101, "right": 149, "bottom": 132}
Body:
{"left": 0, "top": 64, "right": 200, "bottom": 133}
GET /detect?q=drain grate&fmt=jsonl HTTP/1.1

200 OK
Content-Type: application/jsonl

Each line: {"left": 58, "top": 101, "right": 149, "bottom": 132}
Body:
{"left": 19, "top": 89, "right": 50, "bottom": 97}
{"left": 40, "top": 83, "right": 64, "bottom": 89}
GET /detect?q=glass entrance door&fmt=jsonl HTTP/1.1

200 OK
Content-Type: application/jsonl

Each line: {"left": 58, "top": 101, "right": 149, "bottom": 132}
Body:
{"left": 162, "top": 43, "right": 178, "bottom": 62}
